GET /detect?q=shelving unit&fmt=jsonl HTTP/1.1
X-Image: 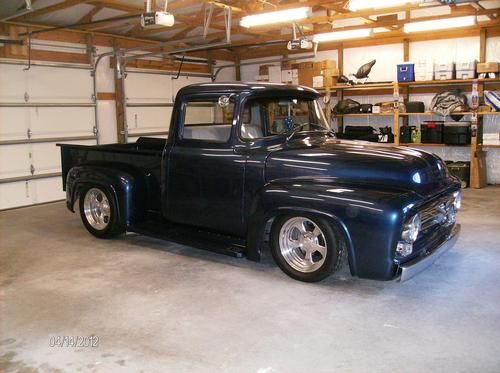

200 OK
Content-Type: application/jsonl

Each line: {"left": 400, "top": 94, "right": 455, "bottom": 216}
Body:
{"left": 327, "top": 78, "right": 500, "bottom": 189}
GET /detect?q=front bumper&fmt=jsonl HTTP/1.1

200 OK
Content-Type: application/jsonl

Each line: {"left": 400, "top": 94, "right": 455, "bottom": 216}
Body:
{"left": 397, "top": 223, "right": 460, "bottom": 282}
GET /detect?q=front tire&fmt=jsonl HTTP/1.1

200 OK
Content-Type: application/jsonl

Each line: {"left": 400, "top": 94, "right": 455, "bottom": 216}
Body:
{"left": 270, "top": 214, "right": 342, "bottom": 282}
{"left": 79, "top": 186, "right": 124, "bottom": 238}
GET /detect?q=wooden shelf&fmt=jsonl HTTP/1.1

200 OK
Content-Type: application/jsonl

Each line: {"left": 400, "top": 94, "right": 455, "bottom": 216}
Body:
{"left": 334, "top": 113, "right": 393, "bottom": 117}
{"left": 399, "top": 111, "right": 499, "bottom": 116}
{"left": 481, "top": 144, "right": 500, "bottom": 148}
{"left": 398, "top": 78, "right": 500, "bottom": 87}
{"left": 399, "top": 143, "right": 470, "bottom": 147}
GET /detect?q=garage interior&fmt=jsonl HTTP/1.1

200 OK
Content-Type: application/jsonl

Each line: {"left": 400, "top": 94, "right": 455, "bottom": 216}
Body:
{"left": 1, "top": 0, "right": 500, "bottom": 372}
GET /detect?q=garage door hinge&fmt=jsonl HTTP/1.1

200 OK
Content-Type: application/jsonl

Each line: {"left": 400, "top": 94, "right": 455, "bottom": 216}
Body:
{"left": 93, "top": 126, "right": 98, "bottom": 136}
{"left": 24, "top": 92, "right": 29, "bottom": 102}
{"left": 91, "top": 94, "right": 96, "bottom": 102}
{"left": 30, "top": 164, "right": 35, "bottom": 175}
{"left": 27, "top": 128, "right": 32, "bottom": 139}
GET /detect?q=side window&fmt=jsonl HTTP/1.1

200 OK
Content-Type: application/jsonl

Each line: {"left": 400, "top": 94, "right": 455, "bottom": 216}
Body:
{"left": 182, "top": 98, "right": 235, "bottom": 142}
{"left": 241, "top": 101, "right": 264, "bottom": 139}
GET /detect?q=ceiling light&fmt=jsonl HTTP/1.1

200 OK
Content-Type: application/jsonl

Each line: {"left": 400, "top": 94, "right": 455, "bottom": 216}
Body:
{"left": 348, "top": 0, "right": 422, "bottom": 11}
{"left": 240, "top": 7, "right": 311, "bottom": 28}
{"left": 404, "top": 16, "right": 476, "bottom": 33}
{"left": 313, "top": 28, "right": 373, "bottom": 43}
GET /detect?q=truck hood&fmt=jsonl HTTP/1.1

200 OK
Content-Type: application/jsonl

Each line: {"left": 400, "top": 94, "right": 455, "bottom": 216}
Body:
{"left": 264, "top": 136, "right": 457, "bottom": 196}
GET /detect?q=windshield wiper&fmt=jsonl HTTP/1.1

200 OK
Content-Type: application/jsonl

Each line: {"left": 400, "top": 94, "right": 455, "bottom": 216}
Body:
{"left": 285, "top": 123, "right": 330, "bottom": 141}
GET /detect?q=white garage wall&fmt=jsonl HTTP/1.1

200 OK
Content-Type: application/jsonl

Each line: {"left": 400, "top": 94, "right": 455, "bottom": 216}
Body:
{"left": 239, "top": 37, "right": 500, "bottom": 184}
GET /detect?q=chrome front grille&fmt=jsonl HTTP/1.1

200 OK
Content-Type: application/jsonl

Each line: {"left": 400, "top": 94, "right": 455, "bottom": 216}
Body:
{"left": 419, "top": 195, "right": 455, "bottom": 231}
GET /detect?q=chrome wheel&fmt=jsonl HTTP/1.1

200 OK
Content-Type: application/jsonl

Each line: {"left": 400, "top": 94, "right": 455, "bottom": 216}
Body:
{"left": 83, "top": 188, "right": 111, "bottom": 231}
{"left": 278, "top": 217, "right": 327, "bottom": 273}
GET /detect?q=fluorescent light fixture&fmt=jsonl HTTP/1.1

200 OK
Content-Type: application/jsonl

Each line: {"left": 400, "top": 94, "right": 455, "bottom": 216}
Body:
{"left": 348, "top": 0, "right": 422, "bottom": 11}
{"left": 240, "top": 7, "right": 311, "bottom": 28}
{"left": 313, "top": 28, "right": 372, "bottom": 43}
{"left": 404, "top": 16, "right": 476, "bottom": 33}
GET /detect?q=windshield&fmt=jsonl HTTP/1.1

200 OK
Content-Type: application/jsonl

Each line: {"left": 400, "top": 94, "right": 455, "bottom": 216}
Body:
{"left": 240, "top": 97, "right": 330, "bottom": 140}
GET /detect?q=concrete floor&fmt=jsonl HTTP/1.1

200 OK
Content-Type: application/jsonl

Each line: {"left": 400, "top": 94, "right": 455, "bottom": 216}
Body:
{"left": 1, "top": 187, "right": 499, "bottom": 373}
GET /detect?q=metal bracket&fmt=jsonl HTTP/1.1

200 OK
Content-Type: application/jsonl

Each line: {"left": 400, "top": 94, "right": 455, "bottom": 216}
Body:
{"left": 24, "top": 91, "right": 29, "bottom": 102}
{"left": 93, "top": 126, "right": 98, "bottom": 136}
{"left": 203, "top": 2, "right": 231, "bottom": 43}
{"left": 27, "top": 128, "right": 32, "bottom": 139}
{"left": 24, "top": 32, "right": 32, "bottom": 71}
{"left": 30, "top": 164, "right": 35, "bottom": 175}
{"left": 91, "top": 93, "right": 96, "bottom": 103}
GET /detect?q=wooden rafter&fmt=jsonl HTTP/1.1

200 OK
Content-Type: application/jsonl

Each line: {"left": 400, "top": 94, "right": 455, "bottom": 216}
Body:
{"left": 76, "top": 4, "right": 104, "bottom": 24}
{"left": 11, "top": 0, "right": 91, "bottom": 22}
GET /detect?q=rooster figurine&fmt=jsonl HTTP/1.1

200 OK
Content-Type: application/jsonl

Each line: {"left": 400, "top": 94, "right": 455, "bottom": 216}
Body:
{"left": 338, "top": 59, "right": 377, "bottom": 85}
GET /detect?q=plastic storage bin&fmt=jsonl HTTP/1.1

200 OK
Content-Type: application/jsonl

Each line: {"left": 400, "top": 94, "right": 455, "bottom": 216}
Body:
{"left": 414, "top": 60, "right": 434, "bottom": 81}
{"left": 397, "top": 63, "right": 415, "bottom": 82}
{"left": 434, "top": 62, "right": 455, "bottom": 80}
{"left": 421, "top": 121, "right": 444, "bottom": 143}
{"left": 447, "top": 161, "right": 470, "bottom": 188}
{"left": 443, "top": 121, "right": 471, "bottom": 145}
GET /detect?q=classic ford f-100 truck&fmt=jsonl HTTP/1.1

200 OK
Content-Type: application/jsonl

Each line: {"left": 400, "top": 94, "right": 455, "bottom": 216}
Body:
{"left": 59, "top": 82, "right": 461, "bottom": 282}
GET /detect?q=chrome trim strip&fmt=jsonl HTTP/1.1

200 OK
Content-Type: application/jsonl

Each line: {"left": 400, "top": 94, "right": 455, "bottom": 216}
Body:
{"left": 398, "top": 224, "right": 461, "bottom": 282}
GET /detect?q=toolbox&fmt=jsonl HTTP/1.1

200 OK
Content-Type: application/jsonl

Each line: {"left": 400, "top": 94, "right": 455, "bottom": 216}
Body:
{"left": 342, "top": 126, "right": 378, "bottom": 142}
{"left": 359, "top": 104, "right": 373, "bottom": 113}
{"left": 443, "top": 121, "right": 471, "bottom": 145}
{"left": 400, "top": 125, "right": 416, "bottom": 143}
{"left": 397, "top": 63, "right": 415, "bottom": 82}
{"left": 421, "top": 121, "right": 444, "bottom": 143}
{"left": 406, "top": 101, "right": 425, "bottom": 113}
{"left": 434, "top": 62, "right": 455, "bottom": 80}
{"left": 447, "top": 161, "right": 470, "bottom": 188}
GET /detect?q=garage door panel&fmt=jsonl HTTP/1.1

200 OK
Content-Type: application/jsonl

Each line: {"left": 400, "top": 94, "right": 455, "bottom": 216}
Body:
{"left": 31, "top": 177, "right": 65, "bottom": 204}
{"left": 27, "top": 66, "right": 93, "bottom": 103}
{"left": 125, "top": 73, "right": 173, "bottom": 102}
{"left": 172, "top": 76, "right": 211, "bottom": 100}
{"left": 0, "top": 144, "right": 31, "bottom": 179}
{"left": 29, "top": 107, "right": 95, "bottom": 138}
{"left": 0, "top": 65, "right": 28, "bottom": 102}
{"left": 126, "top": 106, "right": 171, "bottom": 134}
{"left": 32, "top": 140, "right": 95, "bottom": 174}
{"left": 0, "top": 108, "right": 29, "bottom": 140}
{"left": 0, "top": 181, "right": 32, "bottom": 210}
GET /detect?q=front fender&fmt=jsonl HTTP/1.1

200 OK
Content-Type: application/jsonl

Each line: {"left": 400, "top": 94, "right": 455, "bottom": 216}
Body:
{"left": 65, "top": 166, "right": 144, "bottom": 227}
{"left": 246, "top": 179, "right": 419, "bottom": 280}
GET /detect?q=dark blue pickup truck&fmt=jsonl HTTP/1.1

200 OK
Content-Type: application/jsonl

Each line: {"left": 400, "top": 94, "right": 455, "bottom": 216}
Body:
{"left": 59, "top": 82, "right": 461, "bottom": 282}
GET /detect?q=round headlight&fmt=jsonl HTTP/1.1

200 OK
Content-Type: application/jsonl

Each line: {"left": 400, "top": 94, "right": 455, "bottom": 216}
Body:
{"left": 402, "top": 213, "right": 421, "bottom": 243}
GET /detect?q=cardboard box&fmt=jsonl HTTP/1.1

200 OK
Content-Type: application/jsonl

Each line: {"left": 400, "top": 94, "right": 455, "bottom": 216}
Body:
{"left": 256, "top": 75, "right": 269, "bottom": 81}
{"left": 281, "top": 60, "right": 295, "bottom": 70}
{"left": 298, "top": 67, "right": 314, "bottom": 87}
{"left": 323, "top": 67, "right": 339, "bottom": 77}
{"left": 298, "top": 61, "right": 314, "bottom": 69}
{"left": 268, "top": 65, "right": 281, "bottom": 83}
{"left": 259, "top": 64, "right": 276, "bottom": 75}
{"left": 313, "top": 75, "right": 323, "bottom": 88}
{"left": 281, "top": 69, "right": 292, "bottom": 83}
{"left": 322, "top": 59, "right": 336, "bottom": 69}
{"left": 477, "top": 62, "right": 499, "bottom": 73}
{"left": 323, "top": 75, "right": 337, "bottom": 87}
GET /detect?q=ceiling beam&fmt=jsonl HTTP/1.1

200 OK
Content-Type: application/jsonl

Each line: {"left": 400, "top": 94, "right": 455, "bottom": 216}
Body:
{"left": 11, "top": 0, "right": 91, "bottom": 22}
{"left": 76, "top": 4, "right": 104, "bottom": 24}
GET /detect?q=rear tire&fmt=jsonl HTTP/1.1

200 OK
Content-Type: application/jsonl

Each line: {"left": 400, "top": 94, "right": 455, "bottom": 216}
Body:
{"left": 270, "top": 214, "right": 342, "bottom": 282}
{"left": 79, "top": 186, "right": 124, "bottom": 239}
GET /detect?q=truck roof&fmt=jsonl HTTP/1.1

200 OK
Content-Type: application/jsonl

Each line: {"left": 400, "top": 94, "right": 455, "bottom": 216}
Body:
{"left": 177, "top": 82, "right": 319, "bottom": 97}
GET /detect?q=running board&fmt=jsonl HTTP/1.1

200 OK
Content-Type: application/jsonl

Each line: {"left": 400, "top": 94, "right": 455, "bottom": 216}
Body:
{"left": 130, "top": 220, "right": 246, "bottom": 259}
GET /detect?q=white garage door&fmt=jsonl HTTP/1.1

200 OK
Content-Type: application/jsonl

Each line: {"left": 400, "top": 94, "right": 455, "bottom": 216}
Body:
{"left": 0, "top": 62, "right": 97, "bottom": 210}
{"left": 124, "top": 70, "right": 211, "bottom": 143}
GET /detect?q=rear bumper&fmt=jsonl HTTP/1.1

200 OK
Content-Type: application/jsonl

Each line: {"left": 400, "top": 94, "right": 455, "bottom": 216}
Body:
{"left": 398, "top": 223, "right": 460, "bottom": 282}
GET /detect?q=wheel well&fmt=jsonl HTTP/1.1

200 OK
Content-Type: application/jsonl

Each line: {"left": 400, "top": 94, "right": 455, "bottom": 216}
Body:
{"left": 265, "top": 210, "right": 355, "bottom": 276}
